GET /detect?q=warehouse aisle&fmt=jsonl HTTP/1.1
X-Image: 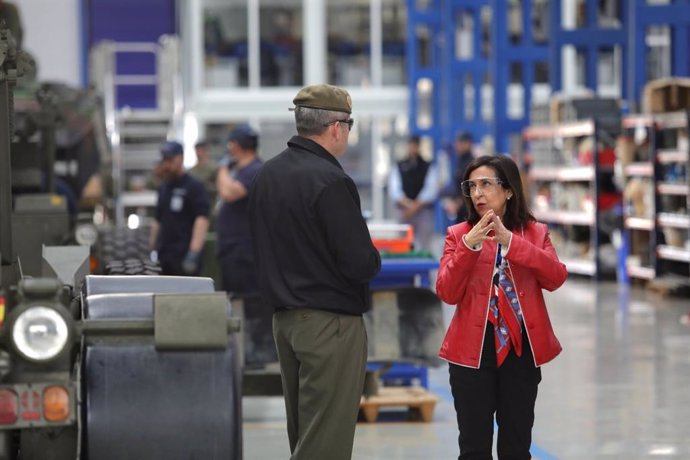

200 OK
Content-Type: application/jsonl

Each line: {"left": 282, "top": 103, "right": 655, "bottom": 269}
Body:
{"left": 242, "top": 278, "right": 690, "bottom": 459}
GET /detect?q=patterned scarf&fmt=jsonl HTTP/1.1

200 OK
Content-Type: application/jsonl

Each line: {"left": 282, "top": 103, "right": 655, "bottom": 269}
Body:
{"left": 488, "top": 244, "right": 523, "bottom": 367}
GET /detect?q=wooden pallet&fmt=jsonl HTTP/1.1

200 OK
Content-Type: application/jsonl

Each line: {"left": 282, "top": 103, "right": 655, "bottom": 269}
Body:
{"left": 359, "top": 387, "right": 439, "bottom": 423}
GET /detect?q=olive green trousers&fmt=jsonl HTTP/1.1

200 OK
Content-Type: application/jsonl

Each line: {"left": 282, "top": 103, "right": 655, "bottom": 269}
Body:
{"left": 273, "top": 308, "right": 368, "bottom": 460}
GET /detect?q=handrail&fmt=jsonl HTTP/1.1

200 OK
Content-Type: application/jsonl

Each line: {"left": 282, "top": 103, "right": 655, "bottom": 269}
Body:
{"left": 90, "top": 36, "right": 183, "bottom": 227}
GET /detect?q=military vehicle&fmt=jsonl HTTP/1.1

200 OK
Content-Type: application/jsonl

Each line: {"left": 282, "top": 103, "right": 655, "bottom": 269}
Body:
{"left": 1, "top": 26, "right": 242, "bottom": 460}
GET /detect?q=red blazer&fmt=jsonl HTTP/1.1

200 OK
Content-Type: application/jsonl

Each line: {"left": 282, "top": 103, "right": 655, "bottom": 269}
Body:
{"left": 436, "top": 221, "right": 567, "bottom": 368}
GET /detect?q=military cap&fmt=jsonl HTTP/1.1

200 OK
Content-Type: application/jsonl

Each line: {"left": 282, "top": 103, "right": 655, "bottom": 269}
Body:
{"left": 291, "top": 84, "right": 352, "bottom": 114}
{"left": 227, "top": 124, "right": 259, "bottom": 149}
{"left": 160, "top": 140, "right": 184, "bottom": 159}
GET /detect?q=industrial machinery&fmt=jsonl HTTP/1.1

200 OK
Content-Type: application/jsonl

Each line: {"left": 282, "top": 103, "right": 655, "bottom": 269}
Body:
{"left": 1, "top": 26, "right": 242, "bottom": 460}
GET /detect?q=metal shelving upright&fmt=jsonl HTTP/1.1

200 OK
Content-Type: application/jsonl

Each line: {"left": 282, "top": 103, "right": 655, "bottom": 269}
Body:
{"left": 549, "top": 0, "right": 629, "bottom": 99}
{"left": 621, "top": 111, "right": 690, "bottom": 282}
{"left": 406, "top": 0, "right": 444, "bottom": 145}
{"left": 628, "top": 0, "right": 690, "bottom": 111}
{"left": 523, "top": 120, "right": 605, "bottom": 278}
{"left": 490, "top": 0, "right": 549, "bottom": 156}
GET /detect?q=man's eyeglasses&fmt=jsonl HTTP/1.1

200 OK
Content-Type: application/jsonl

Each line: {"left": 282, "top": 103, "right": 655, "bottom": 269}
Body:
{"left": 323, "top": 118, "right": 354, "bottom": 132}
{"left": 460, "top": 177, "right": 503, "bottom": 197}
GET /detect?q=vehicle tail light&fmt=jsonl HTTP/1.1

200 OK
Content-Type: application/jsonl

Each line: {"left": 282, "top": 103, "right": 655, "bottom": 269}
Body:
{"left": 0, "top": 294, "right": 5, "bottom": 328}
{"left": 90, "top": 256, "right": 98, "bottom": 273}
{"left": 43, "top": 386, "right": 70, "bottom": 422}
{"left": 0, "top": 389, "right": 18, "bottom": 424}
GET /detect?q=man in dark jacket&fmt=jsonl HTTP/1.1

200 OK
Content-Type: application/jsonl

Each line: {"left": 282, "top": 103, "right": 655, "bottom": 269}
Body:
{"left": 248, "top": 84, "right": 381, "bottom": 460}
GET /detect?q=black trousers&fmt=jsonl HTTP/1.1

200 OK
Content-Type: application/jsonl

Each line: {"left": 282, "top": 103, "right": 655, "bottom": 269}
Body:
{"left": 218, "top": 243, "right": 257, "bottom": 295}
{"left": 449, "top": 324, "right": 541, "bottom": 460}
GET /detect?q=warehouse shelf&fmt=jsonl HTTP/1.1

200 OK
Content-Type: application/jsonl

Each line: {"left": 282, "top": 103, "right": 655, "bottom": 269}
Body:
{"left": 626, "top": 263, "right": 656, "bottom": 280}
{"left": 624, "top": 163, "right": 653, "bottom": 177}
{"left": 658, "top": 213, "right": 690, "bottom": 230}
{"left": 530, "top": 166, "right": 595, "bottom": 182}
{"left": 533, "top": 210, "right": 595, "bottom": 226}
{"left": 620, "top": 110, "right": 690, "bottom": 282}
{"left": 625, "top": 217, "right": 655, "bottom": 231}
{"left": 657, "top": 245, "right": 690, "bottom": 263}
{"left": 524, "top": 118, "right": 608, "bottom": 279}
{"left": 560, "top": 258, "right": 597, "bottom": 276}
{"left": 657, "top": 183, "right": 690, "bottom": 196}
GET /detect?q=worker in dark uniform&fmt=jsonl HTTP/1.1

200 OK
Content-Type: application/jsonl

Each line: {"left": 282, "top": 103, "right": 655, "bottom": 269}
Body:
{"left": 387, "top": 135, "right": 439, "bottom": 252}
{"left": 216, "top": 124, "right": 263, "bottom": 295}
{"left": 442, "top": 131, "right": 475, "bottom": 223}
{"left": 248, "top": 84, "right": 381, "bottom": 460}
{"left": 150, "top": 141, "right": 210, "bottom": 276}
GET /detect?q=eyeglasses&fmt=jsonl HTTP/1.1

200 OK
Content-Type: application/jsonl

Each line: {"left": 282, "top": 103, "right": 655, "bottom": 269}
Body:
{"left": 323, "top": 118, "right": 354, "bottom": 132}
{"left": 460, "top": 177, "right": 503, "bottom": 197}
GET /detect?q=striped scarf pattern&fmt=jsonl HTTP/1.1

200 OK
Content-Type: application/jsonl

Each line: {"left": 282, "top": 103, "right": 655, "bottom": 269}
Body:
{"left": 488, "top": 245, "right": 523, "bottom": 367}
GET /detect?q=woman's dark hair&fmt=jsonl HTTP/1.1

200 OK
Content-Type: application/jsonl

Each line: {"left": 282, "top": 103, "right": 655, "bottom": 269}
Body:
{"left": 461, "top": 155, "right": 534, "bottom": 230}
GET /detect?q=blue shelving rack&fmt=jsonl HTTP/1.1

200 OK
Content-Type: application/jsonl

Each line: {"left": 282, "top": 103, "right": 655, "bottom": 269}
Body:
{"left": 490, "top": 0, "right": 548, "bottom": 155}
{"left": 443, "top": 0, "right": 491, "bottom": 147}
{"left": 628, "top": 0, "right": 690, "bottom": 109}
{"left": 548, "top": 0, "right": 629, "bottom": 98}
{"left": 406, "top": 0, "right": 444, "bottom": 146}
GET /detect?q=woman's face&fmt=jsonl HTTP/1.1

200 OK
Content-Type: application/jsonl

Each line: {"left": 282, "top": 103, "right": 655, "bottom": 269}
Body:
{"left": 467, "top": 166, "right": 512, "bottom": 217}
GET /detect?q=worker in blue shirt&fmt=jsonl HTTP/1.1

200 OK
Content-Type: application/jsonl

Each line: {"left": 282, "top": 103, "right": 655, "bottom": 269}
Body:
{"left": 216, "top": 124, "right": 263, "bottom": 295}
{"left": 150, "top": 141, "right": 210, "bottom": 276}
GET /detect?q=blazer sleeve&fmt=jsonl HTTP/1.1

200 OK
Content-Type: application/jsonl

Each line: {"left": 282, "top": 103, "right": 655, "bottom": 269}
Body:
{"left": 435, "top": 225, "right": 481, "bottom": 305}
{"left": 505, "top": 223, "right": 567, "bottom": 292}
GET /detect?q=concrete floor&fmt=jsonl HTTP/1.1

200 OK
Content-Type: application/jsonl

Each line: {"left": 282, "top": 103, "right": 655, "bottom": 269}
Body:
{"left": 242, "top": 278, "right": 690, "bottom": 459}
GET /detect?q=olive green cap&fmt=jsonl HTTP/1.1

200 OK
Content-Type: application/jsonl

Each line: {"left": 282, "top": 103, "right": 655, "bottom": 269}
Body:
{"left": 291, "top": 84, "right": 352, "bottom": 114}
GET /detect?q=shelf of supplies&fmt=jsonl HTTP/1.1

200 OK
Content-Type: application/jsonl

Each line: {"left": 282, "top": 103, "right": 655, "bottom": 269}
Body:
{"left": 623, "top": 162, "right": 654, "bottom": 177}
{"left": 657, "top": 245, "right": 690, "bottom": 263}
{"left": 657, "top": 183, "right": 690, "bottom": 196}
{"left": 120, "top": 190, "right": 158, "bottom": 207}
{"left": 530, "top": 166, "right": 595, "bottom": 182}
{"left": 523, "top": 120, "right": 595, "bottom": 140}
{"left": 625, "top": 217, "right": 655, "bottom": 231}
{"left": 657, "top": 150, "right": 688, "bottom": 164}
{"left": 623, "top": 112, "right": 688, "bottom": 130}
{"left": 562, "top": 258, "right": 596, "bottom": 276}
{"left": 533, "top": 210, "right": 594, "bottom": 226}
{"left": 626, "top": 263, "right": 656, "bottom": 280}
{"left": 658, "top": 213, "right": 690, "bottom": 229}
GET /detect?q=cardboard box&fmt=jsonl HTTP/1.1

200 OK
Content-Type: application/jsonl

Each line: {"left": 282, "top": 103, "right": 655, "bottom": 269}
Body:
{"left": 642, "top": 77, "right": 690, "bottom": 114}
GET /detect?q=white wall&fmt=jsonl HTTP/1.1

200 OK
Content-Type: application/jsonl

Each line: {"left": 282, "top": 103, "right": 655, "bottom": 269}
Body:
{"left": 17, "top": 0, "right": 81, "bottom": 86}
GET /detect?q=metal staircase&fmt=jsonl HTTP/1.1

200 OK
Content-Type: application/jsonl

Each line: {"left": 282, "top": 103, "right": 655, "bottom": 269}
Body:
{"left": 89, "top": 35, "right": 183, "bottom": 227}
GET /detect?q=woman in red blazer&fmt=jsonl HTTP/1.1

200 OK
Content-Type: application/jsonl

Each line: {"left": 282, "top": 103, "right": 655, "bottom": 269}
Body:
{"left": 436, "top": 155, "right": 567, "bottom": 460}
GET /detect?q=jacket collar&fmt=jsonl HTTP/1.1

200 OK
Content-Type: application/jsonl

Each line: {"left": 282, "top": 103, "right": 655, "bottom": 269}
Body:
{"left": 287, "top": 135, "right": 343, "bottom": 171}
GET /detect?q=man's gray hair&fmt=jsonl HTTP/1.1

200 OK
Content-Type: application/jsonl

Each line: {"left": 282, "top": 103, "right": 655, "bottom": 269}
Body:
{"left": 294, "top": 107, "right": 342, "bottom": 137}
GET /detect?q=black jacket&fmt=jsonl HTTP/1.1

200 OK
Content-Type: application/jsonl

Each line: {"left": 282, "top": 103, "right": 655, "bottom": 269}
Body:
{"left": 248, "top": 136, "right": 381, "bottom": 315}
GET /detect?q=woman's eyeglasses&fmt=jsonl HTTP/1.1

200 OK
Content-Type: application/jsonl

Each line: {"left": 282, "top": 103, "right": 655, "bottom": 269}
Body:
{"left": 460, "top": 177, "right": 503, "bottom": 197}
{"left": 323, "top": 118, "right": 354, "bottom": 132}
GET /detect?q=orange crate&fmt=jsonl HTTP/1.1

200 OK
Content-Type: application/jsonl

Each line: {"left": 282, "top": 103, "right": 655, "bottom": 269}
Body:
{"left": 368, "top": 223, "right": 414, "bottom": 254}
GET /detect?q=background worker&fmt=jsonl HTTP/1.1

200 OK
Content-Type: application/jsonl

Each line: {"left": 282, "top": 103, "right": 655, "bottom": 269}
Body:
{"left": 216, "top": 124, "right": 263, "bottom": 296}
{"left": 150, "top": 141, "right": 210, "bottom": 276}
{"left": 248, "top": 84, "right": 381, "bottom": 460}
{"left": 387, "top": 135, "right": 439, "bottom": 253}
{"left": 189, "top": 139, "right": 218, "bottom": 207}
{"left": 442, "top": 131, "right": 476, "bottom": 224}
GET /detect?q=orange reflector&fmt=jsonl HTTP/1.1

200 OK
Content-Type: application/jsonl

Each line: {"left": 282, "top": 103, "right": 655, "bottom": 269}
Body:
{"left": 43, "top": 386, "right": 70, "bottom": 422}
{"left": 89, "top": 256, "right": 98, "bottom": 273}
{"left": 0, "top": 295, "right": 5, "bottom": 327}
{"left": 0, "top": 389, "right": 18, "bottom": 424}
